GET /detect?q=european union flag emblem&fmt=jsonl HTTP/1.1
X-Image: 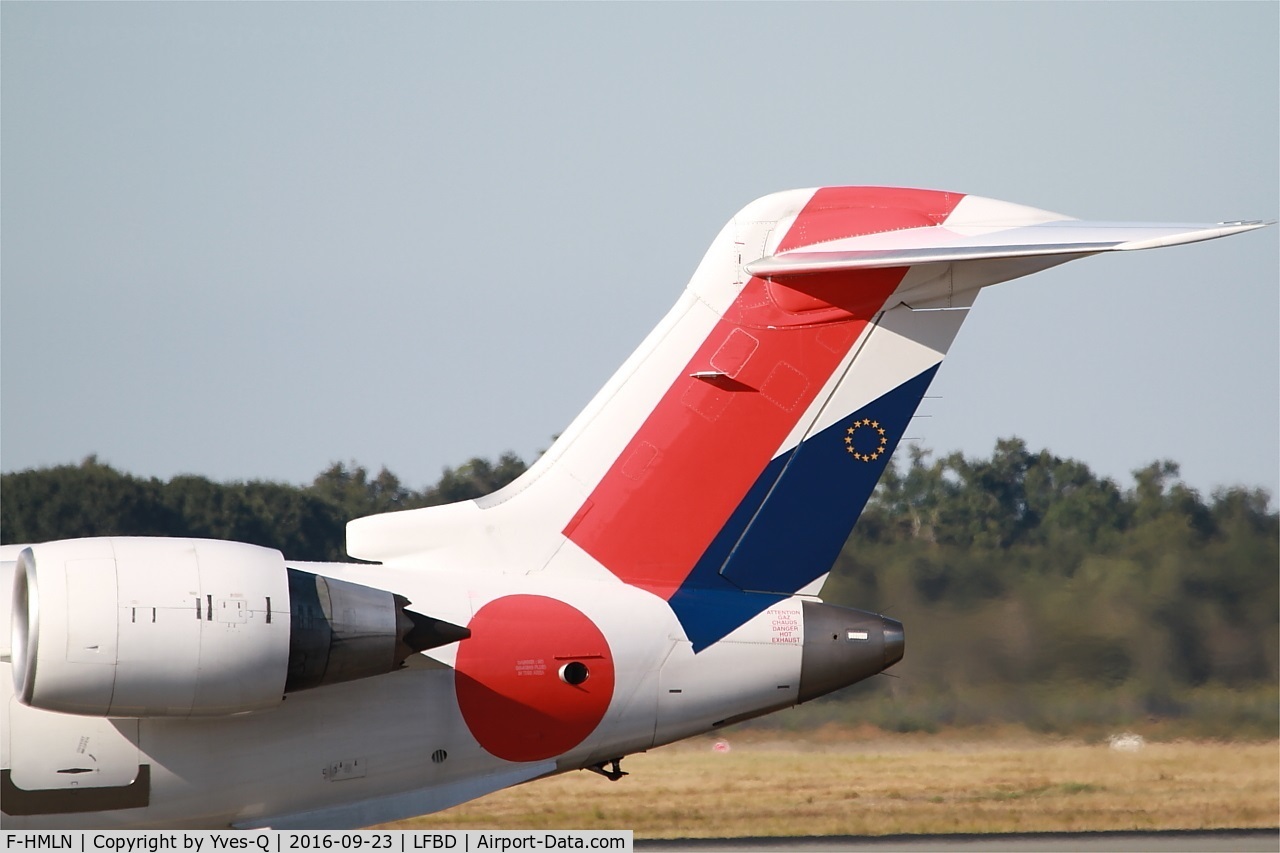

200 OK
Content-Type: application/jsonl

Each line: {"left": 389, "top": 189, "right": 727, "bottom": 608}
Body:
{"left": 844, "top": 418, "right": 888, "bottom": 462}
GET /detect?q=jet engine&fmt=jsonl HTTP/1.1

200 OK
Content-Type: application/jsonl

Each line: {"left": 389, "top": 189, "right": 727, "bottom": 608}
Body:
{"left": 10, "top": 537, "right": 468, "bottom": 718}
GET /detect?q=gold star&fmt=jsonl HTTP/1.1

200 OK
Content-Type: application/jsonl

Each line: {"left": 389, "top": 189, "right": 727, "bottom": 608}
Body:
{"left": 846, "top": 427, "right": 855, "bottom": 435}
{"left": 861, "top": 418, "right": 872, "bottom": 426}
{"left": 870, "top": 420, "right": 880, "bottom": 429}
{"left": 877, "top": 427, "right": 886, "bottom": 436}
{"left": 844, "top": 436, "right": 853, "bottom": 444}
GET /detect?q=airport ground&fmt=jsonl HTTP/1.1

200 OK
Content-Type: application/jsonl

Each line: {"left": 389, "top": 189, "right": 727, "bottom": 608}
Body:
{"left": 381, "top": 727, "right": 1278, "bottom": 839}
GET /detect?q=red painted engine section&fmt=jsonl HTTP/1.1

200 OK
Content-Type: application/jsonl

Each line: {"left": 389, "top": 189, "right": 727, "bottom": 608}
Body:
{"left": 454, "top": 595, "right": 615, "bottom": 762}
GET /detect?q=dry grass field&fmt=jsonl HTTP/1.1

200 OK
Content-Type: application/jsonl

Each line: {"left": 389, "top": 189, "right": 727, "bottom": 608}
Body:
{"left": 381, "top": 728, "right": 1279, "bottom": 838}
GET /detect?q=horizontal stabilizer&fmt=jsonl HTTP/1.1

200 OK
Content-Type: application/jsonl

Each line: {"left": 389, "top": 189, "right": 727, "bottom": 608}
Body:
{"left": 745, "top": 219, "right": 1272, "bottom": 277}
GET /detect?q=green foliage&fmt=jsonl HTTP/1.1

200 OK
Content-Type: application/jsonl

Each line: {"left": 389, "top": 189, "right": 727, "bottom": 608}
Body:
{"left": 432, "top": 453, "right": 528, "bottom": 504}
{"left": 1, "top": 452, "right": 528, "bottom": 561}
{"left": 2, "top": 455, "right": 179, "bottom": 542}
{"left": 2, "top": 438, "right": 1274, "bottom": 736}
{"left": 817, "top": 440, "right": 1278, "bottom": 736}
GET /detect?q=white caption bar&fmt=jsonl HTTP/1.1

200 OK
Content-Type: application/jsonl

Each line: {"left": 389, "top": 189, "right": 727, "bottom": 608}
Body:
{"left": 1, "top": 831, "right": 633, "bottom": 853}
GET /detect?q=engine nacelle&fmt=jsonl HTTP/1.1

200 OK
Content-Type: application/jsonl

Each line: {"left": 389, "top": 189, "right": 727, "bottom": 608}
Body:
{"left": 10, "top": 537, "right": 467, "bottom": 718}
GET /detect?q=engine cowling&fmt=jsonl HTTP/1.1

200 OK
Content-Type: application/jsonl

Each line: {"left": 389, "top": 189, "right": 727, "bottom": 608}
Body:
{"left": 10, "top": 537, "right": 468, "bottom": 718}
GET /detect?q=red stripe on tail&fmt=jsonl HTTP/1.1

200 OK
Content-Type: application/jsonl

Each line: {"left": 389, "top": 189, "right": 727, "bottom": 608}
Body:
{"left": 565, "top": 188, "right": 962, "bottom": 599}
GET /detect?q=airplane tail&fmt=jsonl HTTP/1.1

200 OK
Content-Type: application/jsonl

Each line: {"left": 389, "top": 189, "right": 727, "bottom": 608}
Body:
{"left": 347, "top": 187, "right": 1267, "bottom": 648}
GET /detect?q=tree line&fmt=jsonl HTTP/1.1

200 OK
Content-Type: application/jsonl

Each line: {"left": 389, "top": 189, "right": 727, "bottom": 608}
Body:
{"left": 818, "top": 438, "right": 1277, "bottom": 735}
{"left": 3, "top": 439, "right": 1275, "bottom": 734}
{"left": 1, "top": 452, "right": 527, "bottom": 562}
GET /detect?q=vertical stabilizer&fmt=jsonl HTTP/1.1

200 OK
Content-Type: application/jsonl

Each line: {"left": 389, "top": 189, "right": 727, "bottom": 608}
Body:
{"left": 345, "top": 187, "right": 1269, "bottom": 649}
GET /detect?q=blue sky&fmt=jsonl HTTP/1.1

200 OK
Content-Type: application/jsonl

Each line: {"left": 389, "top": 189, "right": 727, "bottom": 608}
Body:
{"left": 3, "top": 2, "right": 1276, "bottom": 501}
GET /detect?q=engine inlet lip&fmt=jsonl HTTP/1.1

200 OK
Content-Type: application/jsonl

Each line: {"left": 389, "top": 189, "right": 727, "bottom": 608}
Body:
{"left": 11, "top": 548, "right": 39, "bottom": 704}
